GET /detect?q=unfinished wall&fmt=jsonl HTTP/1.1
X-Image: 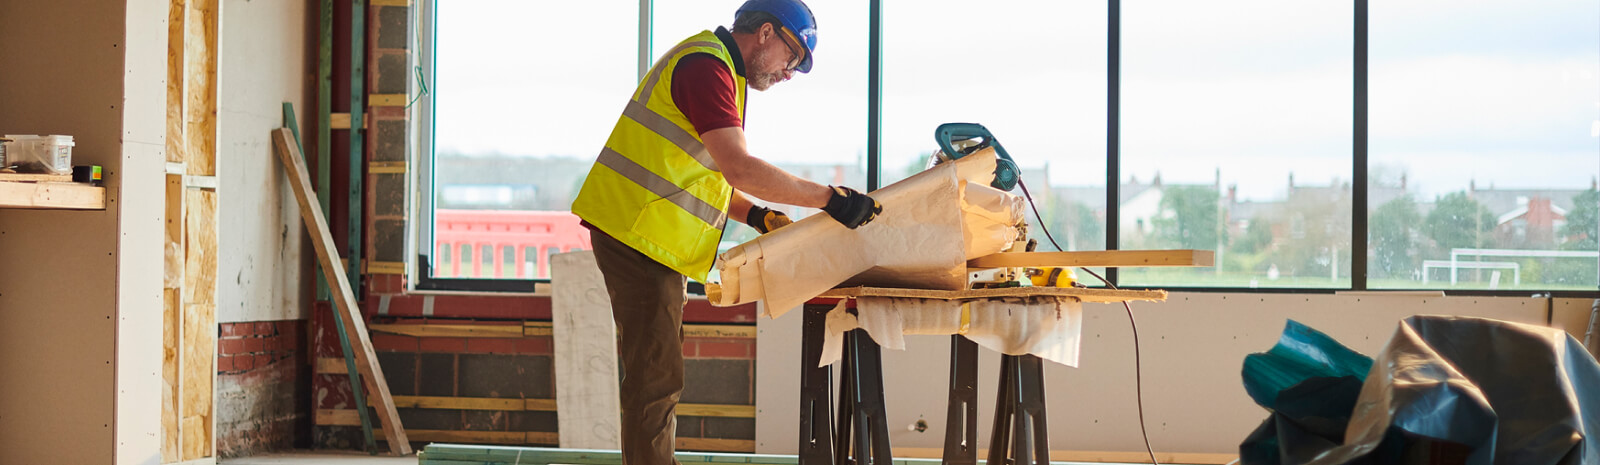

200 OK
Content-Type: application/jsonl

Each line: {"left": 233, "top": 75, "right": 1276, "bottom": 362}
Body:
{"left": 212, "top": 0, "right": 315, "bottom": 457}
{"left": 217, "top": 0, "right": 311, "bottom": 324}
{"left": 0, "top": 0, "right": 167, "bottom": 463}
{"left": 756, "top": 293, "right": 1600, "bottom": 463}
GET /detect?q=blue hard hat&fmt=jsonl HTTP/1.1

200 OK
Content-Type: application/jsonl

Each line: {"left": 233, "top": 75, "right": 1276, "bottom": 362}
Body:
{"left": 736, "top": 0, "right": 817, "bottom": 73}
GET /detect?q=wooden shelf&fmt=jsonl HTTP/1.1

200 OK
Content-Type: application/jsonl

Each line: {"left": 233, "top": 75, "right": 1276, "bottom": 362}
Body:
{"left": 0, "top": 180, "right": 105, "bottom": 210}
{"left": 0, "top": 172, "right": 72, "bottom": 183}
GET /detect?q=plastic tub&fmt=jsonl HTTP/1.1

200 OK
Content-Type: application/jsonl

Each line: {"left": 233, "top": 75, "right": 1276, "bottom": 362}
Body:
{"left": 3, "top": 135, "right": 74, "bottom": 174}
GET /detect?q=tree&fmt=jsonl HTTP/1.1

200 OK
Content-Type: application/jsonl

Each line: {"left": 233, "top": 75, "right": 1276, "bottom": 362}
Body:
{"left": 1423, "top": 191, "right": 1495, "bottom": 251}
{"left": 1370, "top": 195, "right": 1421, "bottom": 279}
{"left": 1152, "top": 185, "right": 1222, "bottom": 250}
{"left": 1230, "top": 218, "right": 1274, "bottom": 256}
{"left": 1560, "top": 188, "right": 1599, "bottom": 250}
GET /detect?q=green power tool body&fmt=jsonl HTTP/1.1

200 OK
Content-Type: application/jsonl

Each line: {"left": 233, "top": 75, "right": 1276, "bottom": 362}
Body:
{"left": 932, "top": 122, "right": 1022, "bottom": 191}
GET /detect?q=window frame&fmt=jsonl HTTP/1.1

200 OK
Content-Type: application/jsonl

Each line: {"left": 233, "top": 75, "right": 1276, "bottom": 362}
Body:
{"left": 408, "top": 0, "right": 1600, "bottom": 297}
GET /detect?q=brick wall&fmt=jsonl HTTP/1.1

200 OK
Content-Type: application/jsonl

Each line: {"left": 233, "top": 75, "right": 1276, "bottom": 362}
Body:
{"left": 216, "top": 320, "right": 310, "bottom": 458}
{"left": 310, "top": 315, "right": 758, "bottom": 450}
{"left": 679, "top": 335, "right": 757, "bottom": 441}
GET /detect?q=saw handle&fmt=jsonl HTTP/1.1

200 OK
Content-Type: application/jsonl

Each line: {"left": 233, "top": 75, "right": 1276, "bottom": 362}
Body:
{"left": 934, "top": 122, "right": 1021, "bottom": 191}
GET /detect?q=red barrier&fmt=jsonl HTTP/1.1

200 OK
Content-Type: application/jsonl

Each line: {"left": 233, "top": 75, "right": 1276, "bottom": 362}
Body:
{"left": 433, "top": 210, "right": 592, "bottom": 279}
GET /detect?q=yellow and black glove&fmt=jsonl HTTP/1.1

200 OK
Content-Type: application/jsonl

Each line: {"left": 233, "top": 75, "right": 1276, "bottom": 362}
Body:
{"left": 821, "top": 186, "right": 882, "bottom": 229}
{"left": 746, "top": 205, "right": 793, "bottom": 234}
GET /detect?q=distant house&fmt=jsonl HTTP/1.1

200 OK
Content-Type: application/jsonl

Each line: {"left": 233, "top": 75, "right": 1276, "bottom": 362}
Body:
{"left": 1046, "top": 171, "right": 1595, "bottom": 254}
{"left": 1493, "top": 196, "right": 1567, "bottom": 247}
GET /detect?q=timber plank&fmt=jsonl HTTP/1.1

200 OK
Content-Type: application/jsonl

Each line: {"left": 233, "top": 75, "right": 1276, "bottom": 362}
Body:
{"left": 369, "top": 323, "right": 523, "bottom": 338}
{"left": 967, "top": 249, "right": 1215, "bottom": 269}
{"left": 676, "top": 403, "right": 755, "bottom": 418}
{"left": 0, "top": 172, "right": 71, "bottom": 182}
{"left": 272, "top": 128, "right": 411, "bottom": 454}
{"left": 0, "top": 181, "right": 104, "bottom": 209}
{"left": 317, "top": 400, "right": 746, "bottom": 417}
{"left": 818, "top": 286, "right": 1167, "bottom": 303}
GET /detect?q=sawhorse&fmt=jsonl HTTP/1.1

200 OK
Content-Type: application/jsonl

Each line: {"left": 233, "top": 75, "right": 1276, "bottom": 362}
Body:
{"left": 798, "top": 300, "right": 1053, "bottom": 465}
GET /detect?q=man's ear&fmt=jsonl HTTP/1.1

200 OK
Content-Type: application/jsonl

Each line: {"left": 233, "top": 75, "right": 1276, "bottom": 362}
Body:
{"left": 760, "top": 22, "right": 776, "bottom": 42}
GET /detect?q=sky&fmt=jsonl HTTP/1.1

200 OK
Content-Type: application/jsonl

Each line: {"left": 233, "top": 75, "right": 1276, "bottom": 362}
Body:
{"left": 431, "top": 0, "right": 1599, "bottom": 202}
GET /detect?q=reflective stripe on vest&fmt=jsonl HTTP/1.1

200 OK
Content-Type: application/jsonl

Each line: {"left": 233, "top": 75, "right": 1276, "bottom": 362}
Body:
{"left": 595, "top": 147, "right": 724, "bottom": 227}
{"left": 570, "top": 30, "right": 745, "bottom": 282}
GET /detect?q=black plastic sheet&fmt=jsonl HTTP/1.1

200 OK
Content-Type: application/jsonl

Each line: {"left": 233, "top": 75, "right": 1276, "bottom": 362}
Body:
{"left": 1242, "top": 316, "right": 1600, "bottom": 465}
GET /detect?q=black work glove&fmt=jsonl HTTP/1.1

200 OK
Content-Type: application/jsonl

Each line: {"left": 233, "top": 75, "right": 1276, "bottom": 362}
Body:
{"left": 821, "top": 186, "right": 883, "bottom": 229}
{"left": 745, "top": 205, "right": 793, "bottom": 234}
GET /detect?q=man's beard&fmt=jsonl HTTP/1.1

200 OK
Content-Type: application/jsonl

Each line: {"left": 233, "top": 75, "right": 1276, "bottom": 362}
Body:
{"left": 749, "top": 72, "right": 781, "bottom": 91}
{"left": 747, "top": 49, "right": 786, "bottom": 91}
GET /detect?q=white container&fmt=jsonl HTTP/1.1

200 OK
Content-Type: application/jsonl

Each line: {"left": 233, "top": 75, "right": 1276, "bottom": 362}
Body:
{"left": 3, "top": 135, "right": 74, "bottom": 174}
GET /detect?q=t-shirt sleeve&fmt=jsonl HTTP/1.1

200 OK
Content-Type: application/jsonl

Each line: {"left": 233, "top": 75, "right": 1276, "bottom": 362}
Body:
{"left": 670, "top": 53, "right": 744, "bottom": 135}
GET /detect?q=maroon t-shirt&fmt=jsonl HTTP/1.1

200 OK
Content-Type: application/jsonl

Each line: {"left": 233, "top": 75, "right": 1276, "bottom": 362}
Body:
{"left": 671, "top": 53, "right": 744, "bottom": 134}
{"left": 582, "top": 30, "right": 746, "bottom": 235}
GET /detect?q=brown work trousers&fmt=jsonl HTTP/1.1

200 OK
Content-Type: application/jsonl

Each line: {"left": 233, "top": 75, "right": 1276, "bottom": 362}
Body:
{"left": 591, "top": 231, "right": 686, "bottom": 465}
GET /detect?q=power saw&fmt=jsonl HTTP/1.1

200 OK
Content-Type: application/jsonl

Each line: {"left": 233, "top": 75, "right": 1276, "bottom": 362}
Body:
{"left": 931, "top": 122, "right": 1022, "bottom": 191}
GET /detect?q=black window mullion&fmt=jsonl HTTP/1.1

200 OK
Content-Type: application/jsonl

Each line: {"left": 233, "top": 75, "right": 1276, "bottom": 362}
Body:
{"left": 1353, "top": 0, "right": 1369, "bottom": 291}
{"left": 867, "top": 0, "right": 883, "bottom": 191}
{"left": 1106, "top": 0, "right": 1121, "bottom": 286}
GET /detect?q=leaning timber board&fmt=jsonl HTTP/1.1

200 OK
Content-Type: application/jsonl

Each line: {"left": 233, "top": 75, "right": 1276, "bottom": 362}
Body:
{"left": 817, "top": 286, "right": 1166, "bottom": 303}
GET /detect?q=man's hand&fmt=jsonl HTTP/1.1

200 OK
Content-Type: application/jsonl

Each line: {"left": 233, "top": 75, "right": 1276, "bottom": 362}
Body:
{"left": 746, "top": 205, "right": 793, "bottom": 234}
{"left": 821, "top": 186, "right": 882, "bottom": 229}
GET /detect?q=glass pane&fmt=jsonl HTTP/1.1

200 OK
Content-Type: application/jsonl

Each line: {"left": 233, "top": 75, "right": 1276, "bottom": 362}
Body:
{"left": 882, "top": 0, "right": 1109, "bottom": 285}
{"left": 653, "top": 0, "right": 870, "bottom": 257}
{"left": 1121, "top": 0, "right": 1353, "bottom": 288}
{"left": 429, "top": 1, "right": 635, "bottom": 279}
{"left": 1369, "top": 0, "right": 1600, "bottom": 290}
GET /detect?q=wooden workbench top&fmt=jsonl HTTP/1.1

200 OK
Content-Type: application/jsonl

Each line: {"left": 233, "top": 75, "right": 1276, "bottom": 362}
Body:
{"left": 817, "top": 285, "right": 1167, "bottom": 303}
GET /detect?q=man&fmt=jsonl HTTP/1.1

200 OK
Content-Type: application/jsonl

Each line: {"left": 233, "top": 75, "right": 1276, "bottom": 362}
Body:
{"left": 570, "top": 0, "right": 882, "bottom": 463}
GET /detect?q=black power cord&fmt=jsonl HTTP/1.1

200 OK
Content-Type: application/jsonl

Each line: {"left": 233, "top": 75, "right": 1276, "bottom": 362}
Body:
{"left": 1018, "top": 179, "right": 1160, "bottom": 465}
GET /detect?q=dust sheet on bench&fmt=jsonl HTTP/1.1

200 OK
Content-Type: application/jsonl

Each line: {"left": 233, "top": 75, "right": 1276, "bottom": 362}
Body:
{"left": 819, "top": 296, "right": 1084, "bottom": 368}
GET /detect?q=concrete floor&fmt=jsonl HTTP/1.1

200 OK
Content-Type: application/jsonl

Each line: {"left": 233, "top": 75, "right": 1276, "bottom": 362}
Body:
{"left": 220, "top": 451, "right": 415, "bottom": 464}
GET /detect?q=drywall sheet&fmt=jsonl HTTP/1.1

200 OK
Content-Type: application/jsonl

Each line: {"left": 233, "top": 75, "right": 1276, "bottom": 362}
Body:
{"left": 216, "top": 0, "right": 310, "bottom": 323}
{"left": 819, "top": 296, "right": 1084, "bottom": 368}
{"left": 550, "top": 251, "right": 622, "bottom": 449}
{"left": 713, "top": 149, "right": 1021, "bottom": 315}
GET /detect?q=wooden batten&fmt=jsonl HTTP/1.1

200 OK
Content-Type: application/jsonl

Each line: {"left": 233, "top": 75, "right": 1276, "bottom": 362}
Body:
{"left": 967, "top": 249, "right": 1216, "bottom": 269}
{"left": 818, "top": 286, "right": 1168, "bottom": 304}
{"left": 368, "top": 323, "right": 523, "bottom": 338}
{"left": 316, "top": 398, "right": 748, "bottom": 417}
{"left": 364, "top": 260, "right": 405, "bottom": 274}
{"left": 675, "top": 438, "right": 755, "bottom": 453}
{"left": 367, "top": 93, "right": 406, "bottom": 107}
{"left": 367, "top": 162, "right": 406, "bottom": 174}
{"left": 273, "top": 129, "right": 410, "bottom": 454}
{"left": 330, "top": 112, "right": 352, "bottom": 129}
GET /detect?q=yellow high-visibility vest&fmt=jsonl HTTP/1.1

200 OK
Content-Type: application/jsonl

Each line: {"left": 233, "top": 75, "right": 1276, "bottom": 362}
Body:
{"left": 572, "top": 30, "right": 746, "bottom": 282}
